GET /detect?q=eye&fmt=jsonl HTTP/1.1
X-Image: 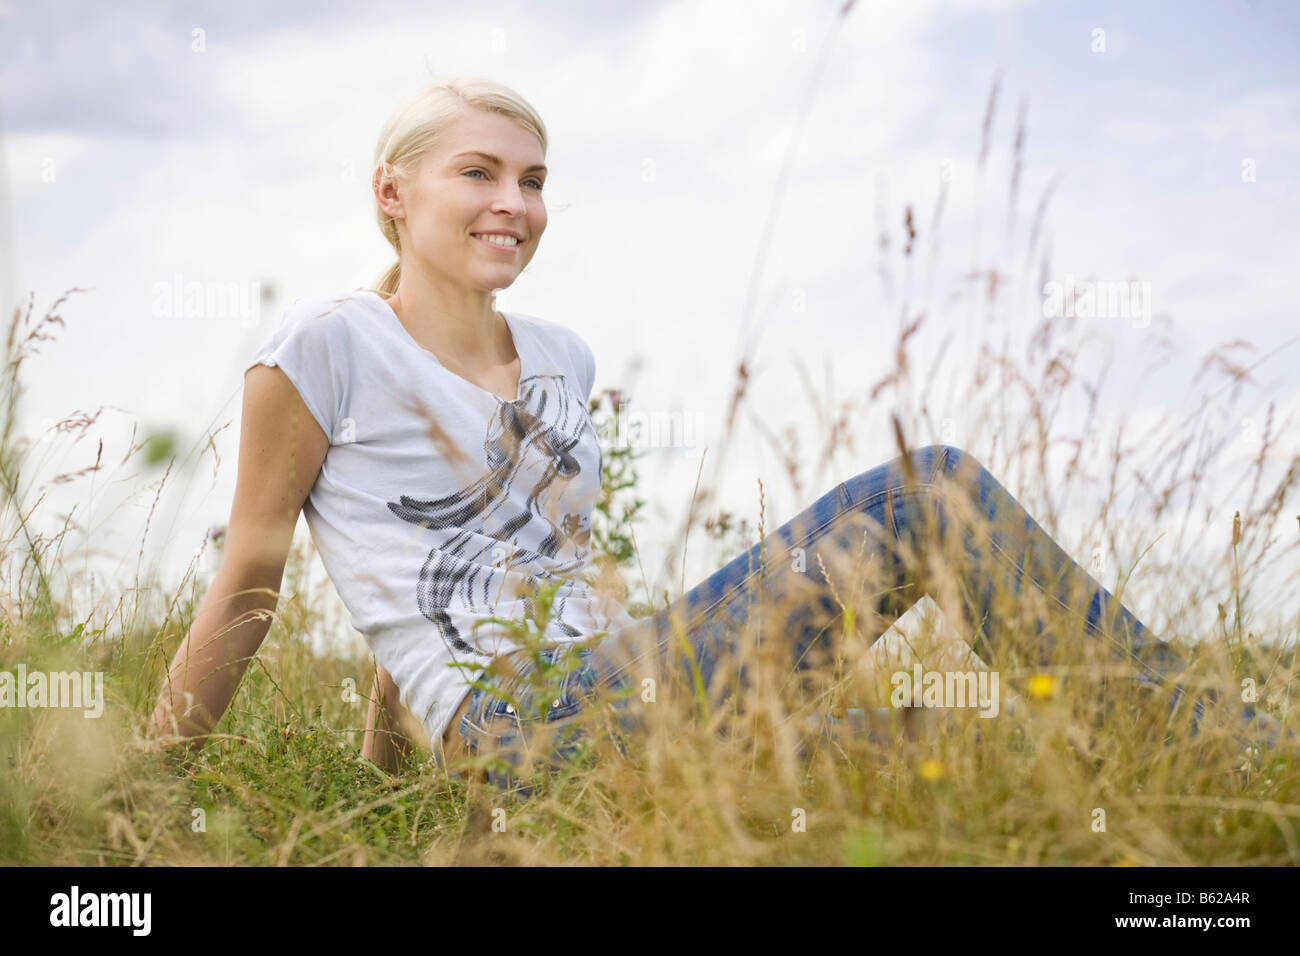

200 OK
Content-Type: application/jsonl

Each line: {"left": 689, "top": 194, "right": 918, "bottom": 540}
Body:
{"left": 464, "top": 168, "right": 545, "bottom": 191}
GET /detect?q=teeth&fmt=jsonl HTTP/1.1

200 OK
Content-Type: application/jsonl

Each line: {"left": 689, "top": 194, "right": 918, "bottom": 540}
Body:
{"left": 474, "top": 233, "right": 519, "bottom": 247}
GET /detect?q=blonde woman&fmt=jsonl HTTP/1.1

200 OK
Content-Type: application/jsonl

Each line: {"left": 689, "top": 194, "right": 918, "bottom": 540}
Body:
{"left": 150, "top": 77, "right": 1286, "bottom": 793}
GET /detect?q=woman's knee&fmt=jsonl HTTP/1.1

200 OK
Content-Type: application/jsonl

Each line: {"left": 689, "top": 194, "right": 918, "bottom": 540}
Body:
{"left": 910, "top": 444, "right": 984, "bottom": 485}
{"left": 838, "top": 443, "right": 988, "bottom": 513}
{"left": 899, "top": 445, "right": 1000, "bottom": 536}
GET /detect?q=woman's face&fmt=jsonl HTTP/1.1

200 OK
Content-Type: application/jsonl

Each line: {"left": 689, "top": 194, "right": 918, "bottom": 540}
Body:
{"left": 379, "top": 107, "right": 548, "bottom": 296}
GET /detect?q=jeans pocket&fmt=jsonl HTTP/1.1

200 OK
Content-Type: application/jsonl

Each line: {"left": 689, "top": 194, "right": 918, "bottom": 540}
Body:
{"left": 539, "top": 647, "right": 599, "bottom": 721}
{"left": 474, "top": 646, "right": 600, "bottom": 726}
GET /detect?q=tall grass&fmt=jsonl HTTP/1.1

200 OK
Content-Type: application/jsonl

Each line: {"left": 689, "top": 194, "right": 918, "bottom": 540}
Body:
{"left": 3, "top": 65, "right": 1299, "bottom": 865}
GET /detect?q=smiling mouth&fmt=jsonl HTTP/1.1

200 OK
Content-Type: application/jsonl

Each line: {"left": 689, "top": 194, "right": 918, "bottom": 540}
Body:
{"left": 471, "top": 233, "right": 522, "bottom": 250}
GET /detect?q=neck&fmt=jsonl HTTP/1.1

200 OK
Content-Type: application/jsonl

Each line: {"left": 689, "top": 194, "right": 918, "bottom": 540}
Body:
{"left": 386, "top": 261, "right": 510, "bottom": 362}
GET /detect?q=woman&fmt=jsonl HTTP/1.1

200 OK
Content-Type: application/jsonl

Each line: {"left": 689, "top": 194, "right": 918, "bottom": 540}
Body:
{"left": 150, "top": 77, "right": 1283, "bottom": 792}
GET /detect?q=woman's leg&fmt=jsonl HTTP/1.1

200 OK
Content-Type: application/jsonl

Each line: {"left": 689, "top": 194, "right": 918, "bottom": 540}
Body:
{"left": 452, "top": 444, "right": 1251, "bottom": 791}
{"left": 588, "top": 444, "right": 1188, "bottom": 716}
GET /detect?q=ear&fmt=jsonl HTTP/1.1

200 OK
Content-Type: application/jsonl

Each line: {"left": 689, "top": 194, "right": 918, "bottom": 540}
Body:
{"left": 374, "top": 162, "right": 404, "bottom": 219}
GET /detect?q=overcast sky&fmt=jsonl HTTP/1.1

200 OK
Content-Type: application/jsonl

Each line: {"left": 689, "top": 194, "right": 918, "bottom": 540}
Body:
{"left": 3, "top": 0, "right": 1298, "bottom": 655}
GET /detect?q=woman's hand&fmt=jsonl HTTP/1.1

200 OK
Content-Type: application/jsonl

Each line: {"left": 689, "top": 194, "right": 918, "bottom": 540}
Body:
{"left": 361, "top": 664, "right": 417, "bottom": 774}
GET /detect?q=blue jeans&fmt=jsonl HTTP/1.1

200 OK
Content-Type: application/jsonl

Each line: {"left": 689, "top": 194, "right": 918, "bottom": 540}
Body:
{"left": 453, "top": 444, "right": 1241, "bottom": 792}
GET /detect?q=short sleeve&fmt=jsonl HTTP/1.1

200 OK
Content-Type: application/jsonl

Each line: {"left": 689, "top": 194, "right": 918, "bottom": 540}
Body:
{"left": 577, "top": 333, "right": 596, "bottom": 402}
{"left": 244, "top": 296, "right": 346, "bottom": 442}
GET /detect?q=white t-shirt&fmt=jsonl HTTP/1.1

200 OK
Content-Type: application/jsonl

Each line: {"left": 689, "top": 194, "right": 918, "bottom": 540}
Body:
{"left": 244, "top": 289, "right": 637, "bottom": 744}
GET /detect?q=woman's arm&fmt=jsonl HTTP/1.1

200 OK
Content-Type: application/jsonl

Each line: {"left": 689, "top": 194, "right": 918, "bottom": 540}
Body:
{"left": 150, "top": 567, "right": 281, "bottom": 761}
{"left": 361, "top": 664, "right": 416, "bottom": 773}
{"left": 152, "top": 567, "right": 284, "bottom": 764}
{"left": 149, "top": 363, "right": 330, "bottom": 762}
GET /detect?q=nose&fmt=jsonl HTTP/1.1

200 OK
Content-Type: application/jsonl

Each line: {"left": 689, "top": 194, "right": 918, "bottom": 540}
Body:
{"left": 489, "top": 182, "right": 529, "bottom": 217}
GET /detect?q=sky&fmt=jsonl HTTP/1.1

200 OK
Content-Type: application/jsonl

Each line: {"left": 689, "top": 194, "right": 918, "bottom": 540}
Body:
{"left": 2, "top": 0, "right": 1299, "bottom": 658}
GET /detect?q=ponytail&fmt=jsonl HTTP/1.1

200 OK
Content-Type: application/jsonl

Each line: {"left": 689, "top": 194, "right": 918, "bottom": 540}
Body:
{"left": 372, "top": 258, "right": 401, "bottom": 298}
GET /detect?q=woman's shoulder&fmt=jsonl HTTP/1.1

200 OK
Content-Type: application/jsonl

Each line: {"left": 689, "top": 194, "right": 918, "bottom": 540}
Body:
{"left": 280, "top": 289, "right": 376, "bottom": 327}
{"left": 508, "top": 310, "right": 591, "bottom": 355}
{"left": 508, "top": 311, "right": 596, "bottom": 398}
{"left": 259, "top": 290, "right": 386, "bottom": 350}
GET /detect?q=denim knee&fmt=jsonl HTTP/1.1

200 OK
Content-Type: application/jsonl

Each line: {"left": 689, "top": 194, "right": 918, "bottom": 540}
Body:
{"left": 914, "top": 443, "right": 963, "bottom": 460}
{"left": 913, "top": 443, "right": 986, "bottom": 485}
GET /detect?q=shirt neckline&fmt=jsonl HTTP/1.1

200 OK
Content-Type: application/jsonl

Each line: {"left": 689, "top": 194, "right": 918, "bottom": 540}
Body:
{"left": 362, "top": 289, "right": 529, "bottom": 404}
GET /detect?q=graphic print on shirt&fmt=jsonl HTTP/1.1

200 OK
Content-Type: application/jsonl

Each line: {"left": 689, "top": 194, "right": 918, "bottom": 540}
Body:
{"left": 386, "top": 373, "right": 596, "bottom": 654}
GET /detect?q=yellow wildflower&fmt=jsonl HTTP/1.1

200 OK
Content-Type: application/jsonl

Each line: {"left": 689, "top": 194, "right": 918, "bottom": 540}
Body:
{"left": 1027, "top": 674, "right": 1057, "bottom": 699}
{"left": 919, "top": 759, "right": 944, "bottom": 781}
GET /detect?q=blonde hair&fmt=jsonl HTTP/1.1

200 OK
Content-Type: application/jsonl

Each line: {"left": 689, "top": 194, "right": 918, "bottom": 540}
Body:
{"left": 368, "top": 77, "right": 548, "bottom": 298}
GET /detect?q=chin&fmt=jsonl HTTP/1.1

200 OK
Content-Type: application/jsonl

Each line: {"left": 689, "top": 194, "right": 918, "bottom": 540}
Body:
{"left": 475, "top": 270, "right": 521, "bottom": 289}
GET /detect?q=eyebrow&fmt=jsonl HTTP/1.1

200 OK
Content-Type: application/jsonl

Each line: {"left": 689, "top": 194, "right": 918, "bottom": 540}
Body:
{"left": 450, "top": 150, "right": 548, "bottom": 175}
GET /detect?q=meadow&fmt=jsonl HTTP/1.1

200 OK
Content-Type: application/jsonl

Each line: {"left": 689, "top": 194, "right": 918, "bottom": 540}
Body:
{"left": 2, "top": 78, "right": 1297, "bottom": 867}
